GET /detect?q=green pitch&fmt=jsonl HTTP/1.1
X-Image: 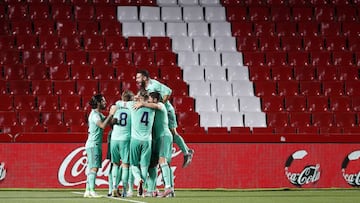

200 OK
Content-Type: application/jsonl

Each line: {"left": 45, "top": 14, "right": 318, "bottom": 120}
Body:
{"left": 0, "top": 189, "right": 360, "bottom": 203}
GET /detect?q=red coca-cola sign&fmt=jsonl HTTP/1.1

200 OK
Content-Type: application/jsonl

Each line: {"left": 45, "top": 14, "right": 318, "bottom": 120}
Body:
{"left": 0, "top": 143, "right": 359, "bottom": 188}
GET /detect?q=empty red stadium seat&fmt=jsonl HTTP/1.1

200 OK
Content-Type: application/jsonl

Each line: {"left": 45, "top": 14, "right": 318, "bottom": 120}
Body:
{"left": 244, "top": 52, "right": 265, "bottom": 66}
{"left": 352, "top": 97, "right": 360, "bottom": 112}
{"left": 249, "top": 6, "right": 270, "bottom": 21}
{"left": 314, "top": 6, "right": 335, "bottom": 21}
{"left": 78, "top": 21, "right": 100, "bottom": 36}
{"left": 99, "top": 80, "right": 121, "bottom": 96}
{"left": 231, "top": 22, "right": 253, "bottom": 37}
{"left": 93, "top": 65, "right": 115, "bottom": 80}
{"left": 297, "top": 126, "right": 319, "bottom": 134}
{"left": 323, "top": 81, "right": 344, "bottom": 96}
{"left": 39, "top": 35, "right": 59, "bottom": 50}
{"left": 177, "top": 111, "right": 200, "bottom": 127}
{"left": 77, "top": 80, "right": 99, "bottom": 96}
{"left": 267, "top": 112, "right": 289, "bottom": 128}
{"left": 19, "top": 111, "right": 40, "bottom": 126}
{"left": 29, "top": 5, "right": 50, "bottom": 20}
{"left": 226, "top": 7, "right": 247, "bottom": 22}
{"left": 59, "top": 36, "right": 82, "bottom": 50}
{"left": 44, "top": 50, "right": 65, "bottom": 65}
{"left": 333, "top": 112, "right": 357, "bottom": 127}
{"left": 330, "top": 96, "right": 351, "bottom": 112}
{"left": 22, "top": 50, "right": 42, "bottom": 65}
{"left": 128, "top": 37, "right": 149, "bottom": 51}
{"left": 299, "top": 81, "right": 321, "bottom": 96}
{"left": 338, "top": 67, "right": 359, "bottom": 81}
{"left": 172, "top": 96, "right": 195, "bottom": 112}
{"left": 320, "top": 22, "right": 342, "bottom": 37}
{"left": 304, "top": 37, "right": 325, "bottom": 51}
{"left": 277, "top": 81, "right": 299, "bottom": 96}
{"left": 325, "top": 36, "right": 347, "bottom": 51}
{"left": 307, "top": 96, "right": 329, "bottom": 112}
{"left": 7, "top": 4, "right": 28, "bottom": 20}
{"left": 317, "top": 66, "right": 338, "bottom": 80}
{"left": 288, "top": 51, "right": 309, "bottom": 66}
{"left": 260, "top": 36, "right": 281, "bottom": 52}
{"left": 14, "top": 95, "right": 36, "bottom": 111}
{"left": 342, "top": 22, "right": 360, "bottom": 37}
{"left": 261, "top": 96, "right": 284, "bottom": 112}
{"left": 159, "top": 66, "right": 181, "bottom": 80}
{"left": 16, "top": 35, "right": 38, "bottom": 50}
{"left": 248, "top": 66, "right": 270, "bottom": 81}
{"left": 155, "top": 52, "right": 176, "bottom": 66}
{"left": 121, "top": 81, "right": 138, "bottom": 94}
{"left": 333, "top": 51, "right": 355, "bottom": 66}
{"left": 95, "top": 6, "right": 116, "bottom": 20}
{"left": 8, "top": 81, "right": 31, "bottom": 95}
{"left": 111, "top": 51, "right": 133, "bottom": 66}
{"left": 312, "top": 112, "right": 334, "bottom": 127}
{"left": 88, "top": 51, "right": 110, "bottom": 66}
{"left": 254, "top": 22, "right": 276, "bottom": 37}
{"left": 60, "top": 95, "right": 82, "bottom": 111}
{"left": 42, "top": 112, "right": 63, "bottom": 126}
{"left": 0, "top": 111, "right": 18, "bottom": 127}
{"left": 294, "top": 66, "right": 317, "bottom": 81}
{"left": 271, "top": 66, "right": 293, "bottom": 80}
{"left": 105, "top": 36, "right": 126, "bottom": 51}
{"left": 310, "top": 51, "right": 332, "bottom": 66}
{"left": 64, "top": 111, "right": 87, "bottom": 127}
{"left": 37, "top": 95, "right": 59, "bottom": 111}
{"left": 289, "top": 112, "right": 311, "bottom": 127}
{"left": 100, "top": 20, "right": 122, "bottom": 36}
{"left": 51, "top": 4, "right": 72, "bottom": 20}
{"left": 49, "top": 65, "right": 70, "bottom": 80}
{"left": 276, "top": 22, "right": 297, "bottom": 37}
{"left": 0, "top": 36, "right": 15, "bottom": 50}
{"left": 3, "top": 64, "right": 25, "bottom": 80}
{"left": 254, "top": 81, "right": 277, "bottom": 96}
{"left": 293, "top": 7, "right": 313, "bottom": 21}
{"left": 236, "top": 36, "right": 258, "bottom": 51}
{"left": 53, "top": 81, "right": 76, "bottom": 95}
{"left": 0, "top": 51, "right": 20, "bottom": 65}
{"left": 336, "top": 6, "right": 357, "bottom": 21}
{"left": 74, "top": 5, "right": 95, "bottom": 21}
{"left": 32, "top": 80, "right": 53, "bottom": 95}
{"left": 83, "top": 35, "right": 104, "bottom": 50}
{"left": 133, "top": 51, "right": 155, "bottom": 67}
{"left": 270, "top": 7, "right": 291, "bottom": 22}
{"left": 0, "top": 95, "right": 13, "bottom": 111}
{"left": 66, "top": 51, "right": 87, "bottom": 65}
{"left": 285, "top": 96, "right": 307, "bottom": 111}
{"left": 71, "top": 64, "right": 93, "bottom": 80}
{"left": 56, "top": 20, "right": 77, "bottom": 36}
{"left": 150, "top": 37, "right": 171, "bottom": 51}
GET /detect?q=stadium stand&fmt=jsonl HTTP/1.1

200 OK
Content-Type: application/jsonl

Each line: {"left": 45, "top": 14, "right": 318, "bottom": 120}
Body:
{"left": 0, "top": 0, "right": 359, "bottom": 143}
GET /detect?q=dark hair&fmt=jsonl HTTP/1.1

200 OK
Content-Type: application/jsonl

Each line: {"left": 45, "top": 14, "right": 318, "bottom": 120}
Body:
{"left": 149, "top": 91, "right": 161, "bottom": 102}
{"left": 122, "top": 90, "right": 134, "bottom": 101}
{"left": 89, "top": 94, "right": 103, "bottom": 109}
{"left": 136, "top": 69, "right": 149, "bottom": 78}
{"left": 137, "top": 89, "right": 149, "bottom": 100}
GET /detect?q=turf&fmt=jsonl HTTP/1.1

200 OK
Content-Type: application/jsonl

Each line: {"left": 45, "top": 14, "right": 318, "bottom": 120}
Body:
{"left": 0, "top": 189, "right": 359, "bottom": 203}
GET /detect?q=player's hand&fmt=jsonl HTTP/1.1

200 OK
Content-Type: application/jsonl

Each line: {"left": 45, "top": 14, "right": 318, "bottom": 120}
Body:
{"left": 109, "top": 105, "right": 117, "bottom": 116}
{"left": 133, "top": 101, "right": 144, "bottom": 110}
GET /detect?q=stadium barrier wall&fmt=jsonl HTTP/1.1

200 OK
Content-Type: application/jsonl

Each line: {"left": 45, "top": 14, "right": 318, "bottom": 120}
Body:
{"left": 0, "top": 142, "right": 359, "bottom": 189}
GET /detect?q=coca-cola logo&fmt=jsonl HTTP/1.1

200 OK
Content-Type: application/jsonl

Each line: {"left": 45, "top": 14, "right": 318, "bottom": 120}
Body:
{"left": 58, "top": 146, "right": 182, "bottom": 187}
{"left": 285, "top": 150, "right": 321, "bottom": 187}
{"left": 0, "top": 162, "right": 6, "bottom": 181}
{"left": 342, "top": 150, "right": 360, "bottom": 187}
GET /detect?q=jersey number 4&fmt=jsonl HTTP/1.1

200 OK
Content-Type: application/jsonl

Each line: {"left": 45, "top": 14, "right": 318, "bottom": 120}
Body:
{"left": 141, "top": 112, "right": 149, "bottom": 126}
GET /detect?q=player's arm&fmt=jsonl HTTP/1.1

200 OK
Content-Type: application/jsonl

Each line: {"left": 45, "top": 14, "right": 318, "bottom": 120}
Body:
{"left": 159, "top": 83, "right": 172, "bottom": 103}
{"left": 133, "top": 101, "right": 162, "bottom": 110}
{"left": 97, "top": 105, "right": 117, "bottom": 129}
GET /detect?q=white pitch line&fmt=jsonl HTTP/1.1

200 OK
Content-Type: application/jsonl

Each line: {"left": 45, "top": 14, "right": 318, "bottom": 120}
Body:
{"left": 71, "top": 192, "right": 147, "bottom": 203}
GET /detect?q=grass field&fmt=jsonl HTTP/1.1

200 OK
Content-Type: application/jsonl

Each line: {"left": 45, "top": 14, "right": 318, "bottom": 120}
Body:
{"left": 1, "top": 189, "right": 360, "bottom": 203}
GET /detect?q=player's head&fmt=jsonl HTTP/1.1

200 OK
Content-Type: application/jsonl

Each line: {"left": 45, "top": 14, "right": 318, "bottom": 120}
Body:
{"left": 149, "top": 92, "right": 161, "bottom": 103}
{"left": 89, "top": 94, "right": 106, "bottom": 110}
{"left": 136, "top": 89, "right": 149, "bottom": 102}
{"left": 136, "top": 69, "right": 150, "bottom": 88}
{"left": 122, "top": 90, "right": 134, "bottom": 101}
